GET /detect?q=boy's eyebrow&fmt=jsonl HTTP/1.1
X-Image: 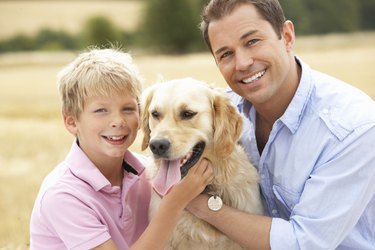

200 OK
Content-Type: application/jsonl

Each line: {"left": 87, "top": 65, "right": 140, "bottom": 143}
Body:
{"left": 213, "top": 30, "right": 258, "bottom": 56}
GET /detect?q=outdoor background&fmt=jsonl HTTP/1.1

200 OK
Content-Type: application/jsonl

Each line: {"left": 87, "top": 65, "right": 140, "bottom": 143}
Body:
{"left": 0, "top": 0, "right": 374, "bottom": 249}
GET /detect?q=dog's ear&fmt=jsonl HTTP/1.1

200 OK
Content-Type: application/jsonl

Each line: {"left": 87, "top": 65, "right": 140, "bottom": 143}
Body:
{"left": 212, "top": 90, "right": 243, "bottom": 158}
{"left": 140, "top": 87, "right": 154, "bottom": 151}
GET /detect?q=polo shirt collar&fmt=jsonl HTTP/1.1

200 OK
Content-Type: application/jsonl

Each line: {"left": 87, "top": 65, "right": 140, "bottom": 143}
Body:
{"left": 65, "top": 141, "right": 145, "bottom": 192}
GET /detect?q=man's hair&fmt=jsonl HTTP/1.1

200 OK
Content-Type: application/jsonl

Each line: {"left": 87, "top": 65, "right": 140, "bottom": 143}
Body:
{"left": 200, "top": 0, "right": 286, "bottom": 53}
{"left": 57, "top": 47, "right": 143, "bottom": 119}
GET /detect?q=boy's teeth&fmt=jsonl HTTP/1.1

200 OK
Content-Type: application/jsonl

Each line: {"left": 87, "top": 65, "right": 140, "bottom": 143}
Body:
{"left": 243, "top": 70, "right": 265, "bottom": 84}
{"left": 108, "top": 136, "right": 124, "bottom": 140}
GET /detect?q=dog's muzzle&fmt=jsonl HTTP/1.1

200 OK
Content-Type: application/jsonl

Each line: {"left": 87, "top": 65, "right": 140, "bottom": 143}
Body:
{"left": 150, "top": 138, "right": 170, "bottom": 158}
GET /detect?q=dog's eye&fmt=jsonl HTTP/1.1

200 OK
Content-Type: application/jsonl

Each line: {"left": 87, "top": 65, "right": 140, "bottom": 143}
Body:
{"left": 151, "top": 111, "right": 160, "bottom": 119}
{"left": 180, "top": 110, "right": 197, "bottom": 120}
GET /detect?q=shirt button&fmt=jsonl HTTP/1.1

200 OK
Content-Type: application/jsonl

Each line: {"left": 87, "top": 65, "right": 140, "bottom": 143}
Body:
{"left": 323, "top": 108, "right": 329, "bottom": 114}
{"left": 272, "top": 209, "right": 277, "bottom": 215}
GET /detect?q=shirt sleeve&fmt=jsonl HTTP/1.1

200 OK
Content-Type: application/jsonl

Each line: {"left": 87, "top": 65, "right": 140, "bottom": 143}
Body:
{"left": 40, "top": 189, "right": 111, "bottom": 250}
{"left": 270, "top": 125, "right": 375, "bottom": 249}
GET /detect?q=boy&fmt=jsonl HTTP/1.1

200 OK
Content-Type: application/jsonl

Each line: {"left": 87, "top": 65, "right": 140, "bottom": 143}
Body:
{"left": 30, "top": 48, "right": 213, "bottom": 249}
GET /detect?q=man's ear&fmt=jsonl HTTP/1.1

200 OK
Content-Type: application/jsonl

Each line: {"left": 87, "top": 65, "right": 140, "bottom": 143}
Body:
{"left": 282, "top": 20, "right": 295, "bottom": 52}
{"left": 63, "top": 112, "right": 78, "bottom": 136}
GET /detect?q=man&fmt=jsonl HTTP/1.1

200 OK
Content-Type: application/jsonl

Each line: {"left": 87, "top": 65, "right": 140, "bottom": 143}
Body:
{"left": 186, "top": 0, "right": 375, "bottom": 249}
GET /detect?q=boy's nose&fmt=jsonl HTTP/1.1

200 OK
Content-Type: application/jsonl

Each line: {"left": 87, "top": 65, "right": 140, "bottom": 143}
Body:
{"left": 110, "top": 115, "right": 126, "bottom": 128}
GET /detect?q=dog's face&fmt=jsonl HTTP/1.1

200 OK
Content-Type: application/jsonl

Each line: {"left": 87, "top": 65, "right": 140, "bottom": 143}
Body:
{"left": 141, "top": 78, "right": 243, "bottom": 195}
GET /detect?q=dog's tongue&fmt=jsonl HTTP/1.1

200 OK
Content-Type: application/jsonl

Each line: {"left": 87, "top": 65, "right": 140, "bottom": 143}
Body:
{"left": 153, "top": 159, "right": 181, "bottom": 196}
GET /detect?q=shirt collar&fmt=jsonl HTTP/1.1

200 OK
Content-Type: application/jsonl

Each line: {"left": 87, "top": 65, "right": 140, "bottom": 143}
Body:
{"left": 279, "top": 57, "right": 314, "bottom": 134}
{"left": 236, "top": 57, "right": 314, "bottom": 134}
{"left": 123, "top": 150, "right": 146, "bottom": 176}
{"left": 66, "top": 141, "right": 145, "bottom": 192}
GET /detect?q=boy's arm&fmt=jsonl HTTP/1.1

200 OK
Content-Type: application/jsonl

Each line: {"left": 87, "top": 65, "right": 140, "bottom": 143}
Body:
{"left": 92, "top": 239, "right": 118, "bottom": 250}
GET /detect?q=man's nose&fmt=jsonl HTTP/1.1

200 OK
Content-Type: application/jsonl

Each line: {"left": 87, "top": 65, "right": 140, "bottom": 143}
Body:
{"left": 235, "top": 49, "right": 253, "bottom": 71}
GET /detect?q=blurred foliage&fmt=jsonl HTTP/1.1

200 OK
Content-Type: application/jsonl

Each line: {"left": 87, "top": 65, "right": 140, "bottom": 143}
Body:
{"left": 0, "top": 0, "right": 374, "bottom": 54}
{"left": 281, "top": 0, "right": 360, "bottom": 35}
{"left": 80, "top": 16, "right": 122, "bottom": 48}
{"left": 359, "top": 0, "right": 375, "bottom": 30}
{"left": 137, "top": 0, "right": 206, "bottom": 53}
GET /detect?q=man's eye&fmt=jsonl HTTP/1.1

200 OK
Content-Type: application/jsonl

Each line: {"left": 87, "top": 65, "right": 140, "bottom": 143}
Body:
{"left": 247, "top": 39, "right": 259, "bottom": 46}
{"left": 180, "top": 110, "right": 197, "bottom": 120}
{"left": 220, "top": 51, "right": 232, "bottom": 60}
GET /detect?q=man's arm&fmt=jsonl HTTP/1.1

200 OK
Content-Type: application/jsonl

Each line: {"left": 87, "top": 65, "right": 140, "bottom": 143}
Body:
{"left": 187, "top": 194, "right": 272, "bottom": 250}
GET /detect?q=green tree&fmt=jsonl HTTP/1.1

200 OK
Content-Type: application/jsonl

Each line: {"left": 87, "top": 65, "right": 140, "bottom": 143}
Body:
{"left": 303, "top": 0, "right": 360, "bottom": 34}
{"left": 279, "top": 0, "right": 310, "bottom": 35}
{"left": 81, "top": 16, "right": 122, "bottom": 48}
{"left": 139, "top": 0, "right": 203, "bottom": 53}
{"left": 0, "top": 34, "right": 35, "bottom": 52}
{"left": 35, "top": 29, "right": 77, "bottom": 51}
{"left": 359, "top": 0, "right": 375, "bottom": 30}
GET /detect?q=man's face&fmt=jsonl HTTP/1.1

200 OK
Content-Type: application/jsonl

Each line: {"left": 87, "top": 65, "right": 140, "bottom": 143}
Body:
{"left": 208, "top": 4, "right": 295, "bottom": 107}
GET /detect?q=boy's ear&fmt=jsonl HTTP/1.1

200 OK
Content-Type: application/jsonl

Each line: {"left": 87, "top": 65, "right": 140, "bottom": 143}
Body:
{"left": 63, "top": 112, "right": 78, "bottom": 136}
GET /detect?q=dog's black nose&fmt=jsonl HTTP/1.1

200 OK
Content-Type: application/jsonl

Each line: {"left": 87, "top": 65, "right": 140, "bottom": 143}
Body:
{"left": 150, "top": 139, "right": 170, "bottom": 157}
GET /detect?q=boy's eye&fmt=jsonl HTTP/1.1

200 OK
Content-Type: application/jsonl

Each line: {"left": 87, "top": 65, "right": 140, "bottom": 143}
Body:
{"left": 94, "top": 108, "right": 106, "bottom": 113}
{"left": 123, "top": 107, "right": 136, "bottom": 113}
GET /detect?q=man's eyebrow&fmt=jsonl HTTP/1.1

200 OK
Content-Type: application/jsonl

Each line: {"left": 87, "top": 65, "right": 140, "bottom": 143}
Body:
{"left": 213, "top": 30, "right": 258, "bottom": 56}
{"left": 240, "top": 30, "right": 258, "bottom": 40}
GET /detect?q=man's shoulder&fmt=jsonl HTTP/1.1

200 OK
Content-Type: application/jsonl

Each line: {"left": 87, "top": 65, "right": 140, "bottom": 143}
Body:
{"left": 308, "top": 70, "right": 375, "bottom": 140}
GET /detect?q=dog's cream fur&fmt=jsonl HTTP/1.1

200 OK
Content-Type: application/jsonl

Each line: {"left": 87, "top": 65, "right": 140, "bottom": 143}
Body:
{"left": 141, "top": 78, "right": 263, "bottom": 250}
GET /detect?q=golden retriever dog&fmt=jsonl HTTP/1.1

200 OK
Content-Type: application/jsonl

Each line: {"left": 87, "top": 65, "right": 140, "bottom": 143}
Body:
{"left": 141, "top": 78, "right": 263, "bottom": 250}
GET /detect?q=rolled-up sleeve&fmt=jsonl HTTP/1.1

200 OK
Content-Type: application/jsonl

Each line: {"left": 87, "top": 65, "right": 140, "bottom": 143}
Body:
{"left": 268, "top": 125, "right": 375, "bottom": 249}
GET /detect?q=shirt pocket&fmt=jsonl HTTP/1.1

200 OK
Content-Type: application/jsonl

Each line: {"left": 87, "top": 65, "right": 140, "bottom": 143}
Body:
{"left": 272, "top": 185, "right": 301, "bottom": 219}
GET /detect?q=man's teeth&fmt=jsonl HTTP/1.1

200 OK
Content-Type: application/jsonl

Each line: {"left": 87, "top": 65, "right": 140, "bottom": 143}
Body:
{"left": 242, "top": 70, "right": 265, "bottom": 84}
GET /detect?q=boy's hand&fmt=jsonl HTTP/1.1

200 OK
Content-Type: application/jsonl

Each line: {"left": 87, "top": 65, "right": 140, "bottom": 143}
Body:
{"left": 166, "top": 158, "right": 213, "bottom": 209}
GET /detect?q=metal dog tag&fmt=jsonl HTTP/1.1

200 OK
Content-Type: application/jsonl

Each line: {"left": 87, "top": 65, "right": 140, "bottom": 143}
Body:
{"left": 208, "top": 195, "right": 223, "bottom": 211}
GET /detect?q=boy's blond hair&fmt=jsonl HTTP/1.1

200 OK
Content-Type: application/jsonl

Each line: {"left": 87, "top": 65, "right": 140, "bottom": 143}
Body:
{"left": 57, "top": 48, "right": 143, "bottom": 119}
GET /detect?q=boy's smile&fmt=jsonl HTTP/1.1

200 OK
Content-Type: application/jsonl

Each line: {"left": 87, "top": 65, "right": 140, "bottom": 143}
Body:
{"left": 65, "top": 92, "right": 140, "bottom": 169}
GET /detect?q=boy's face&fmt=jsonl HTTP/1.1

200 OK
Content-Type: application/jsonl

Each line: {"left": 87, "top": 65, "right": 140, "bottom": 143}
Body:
{"left": 65, "top": 92, "right": 140, "bottom": 165}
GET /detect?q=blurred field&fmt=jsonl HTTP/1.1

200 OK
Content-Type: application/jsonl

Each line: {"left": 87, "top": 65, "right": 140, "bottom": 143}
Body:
{"left": 0, "top": 0, "right": 142, "bottom": 39}
{"left": 0, "top": 32, "right": 375, "bottom": 249}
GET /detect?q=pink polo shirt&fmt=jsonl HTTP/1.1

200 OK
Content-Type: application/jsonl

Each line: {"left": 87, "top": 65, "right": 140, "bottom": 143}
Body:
{"left": 30, "top": 141, "right": 151, "bottom": 250}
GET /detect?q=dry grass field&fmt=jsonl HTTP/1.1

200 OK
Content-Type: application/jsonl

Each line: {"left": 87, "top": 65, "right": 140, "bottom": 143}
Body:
{"left": 1, "top": 34, "right": 374, "bottom": 249}
{"left": 1, "top": 2, "right": 375, "bottom": 249}
{"left": 0, "top": 1, "right": 143, "bottom": 39}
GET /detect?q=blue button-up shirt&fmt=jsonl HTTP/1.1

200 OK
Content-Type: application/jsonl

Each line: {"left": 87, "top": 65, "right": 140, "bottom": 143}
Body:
{"left": 228, "top": 58, "right": 375, "bottom": 249}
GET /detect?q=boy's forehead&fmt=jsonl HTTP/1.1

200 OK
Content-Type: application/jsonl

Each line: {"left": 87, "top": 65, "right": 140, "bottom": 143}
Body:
{"left": 87, "top": 90, "right": 139, "bottom": 102}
